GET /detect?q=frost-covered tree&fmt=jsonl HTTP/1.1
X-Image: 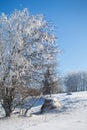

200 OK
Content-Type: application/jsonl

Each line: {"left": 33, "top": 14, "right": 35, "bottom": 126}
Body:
{"left": 0, "top": 9, "right": 59, "bottom": 117}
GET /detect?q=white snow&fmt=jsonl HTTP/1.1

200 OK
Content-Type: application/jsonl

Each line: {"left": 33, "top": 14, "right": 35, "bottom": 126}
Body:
{"left": 0, "top": 91, "right": 87, "bottom": 130}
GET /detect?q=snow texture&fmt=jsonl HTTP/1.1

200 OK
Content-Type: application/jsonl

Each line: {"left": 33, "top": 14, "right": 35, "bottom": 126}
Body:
{"left": 0, "top": 91, "right": 87, "bottom": 130}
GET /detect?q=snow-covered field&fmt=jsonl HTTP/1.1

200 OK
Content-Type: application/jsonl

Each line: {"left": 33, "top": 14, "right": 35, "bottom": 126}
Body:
{"left": 0, "top": 91, "right": 87, "bottom": 130}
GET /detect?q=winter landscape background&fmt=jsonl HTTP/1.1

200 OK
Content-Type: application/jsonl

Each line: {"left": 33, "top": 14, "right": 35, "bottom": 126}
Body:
{"left": 0, "top": 0, "right": 87, "bottom": 130}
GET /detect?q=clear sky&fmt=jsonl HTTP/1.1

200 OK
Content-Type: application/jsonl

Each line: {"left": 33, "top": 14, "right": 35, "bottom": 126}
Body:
{"left": 0, "top": 0, "right": 87, "bottom": 74}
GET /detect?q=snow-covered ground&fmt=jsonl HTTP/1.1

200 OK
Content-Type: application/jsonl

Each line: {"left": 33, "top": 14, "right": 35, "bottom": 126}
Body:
{"left": 0, "top": 91, "right": 87, "bottom": 130}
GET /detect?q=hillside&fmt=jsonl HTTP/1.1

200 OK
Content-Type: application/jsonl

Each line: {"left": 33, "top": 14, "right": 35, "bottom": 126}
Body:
{"left": 0, "top": 91, "right": 87, "bottom": 130}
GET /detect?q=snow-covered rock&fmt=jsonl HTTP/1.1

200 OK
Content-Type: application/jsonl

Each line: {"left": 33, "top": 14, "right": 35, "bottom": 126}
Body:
{"left": 41, "top": 98, "right": 61, "bottom": 113}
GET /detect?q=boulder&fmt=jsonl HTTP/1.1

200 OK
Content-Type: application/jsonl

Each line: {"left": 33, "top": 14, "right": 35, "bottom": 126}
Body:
{"left": 41, "top": 98, "right": 61, "bottom": 113}
{"left": 66, "top": 92, "right": 72, "bottom": 95}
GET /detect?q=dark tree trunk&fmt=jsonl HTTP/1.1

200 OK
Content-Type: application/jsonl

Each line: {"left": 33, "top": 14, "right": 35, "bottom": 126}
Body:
{"left": 2, "top": 102, "right": 12, "bottom": 117}
{"left": 1, "top": 88, "right": 13, "bottom": 117}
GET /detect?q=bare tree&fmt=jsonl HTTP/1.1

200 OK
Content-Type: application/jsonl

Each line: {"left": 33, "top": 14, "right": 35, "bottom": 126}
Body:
{"left": 0, "top": 9, "right": 59, "bottom": 117}
{"left": 64, "top": 71, "right": 87, "bottom": 92}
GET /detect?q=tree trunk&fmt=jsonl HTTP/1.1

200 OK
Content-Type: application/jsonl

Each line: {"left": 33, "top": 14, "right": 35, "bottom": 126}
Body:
{"left": 2, "top": 103, "right": 12, "bottom": 117}
{"left": 2, "top": 96, "right": 12, "bottom": 117}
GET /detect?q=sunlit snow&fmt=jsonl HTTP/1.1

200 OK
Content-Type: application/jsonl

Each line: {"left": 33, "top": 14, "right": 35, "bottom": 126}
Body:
{"left": 0, "top": 91, "right": 87, "bottom": 130}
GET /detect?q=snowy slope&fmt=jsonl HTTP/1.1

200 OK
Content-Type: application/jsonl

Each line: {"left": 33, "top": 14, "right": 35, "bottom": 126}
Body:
{"left": 0, "top": 91, "right": 87, "bottom": 130}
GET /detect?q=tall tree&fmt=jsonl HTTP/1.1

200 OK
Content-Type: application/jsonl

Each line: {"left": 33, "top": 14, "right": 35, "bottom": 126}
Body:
{"left": 0, "top": 9, "right": 59, "bottom": 117}
{"left": 42, "top": 64, "right": 61, "bottom": 96}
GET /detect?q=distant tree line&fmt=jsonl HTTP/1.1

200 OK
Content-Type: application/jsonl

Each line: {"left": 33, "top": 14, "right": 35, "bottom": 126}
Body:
{"left": 64, "top": 71, "right": 87, "bottom": 92}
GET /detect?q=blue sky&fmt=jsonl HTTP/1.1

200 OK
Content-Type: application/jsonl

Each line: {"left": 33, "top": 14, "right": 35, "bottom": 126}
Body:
{"left": 0, "top": 0, "right": 87, "bottom": 74}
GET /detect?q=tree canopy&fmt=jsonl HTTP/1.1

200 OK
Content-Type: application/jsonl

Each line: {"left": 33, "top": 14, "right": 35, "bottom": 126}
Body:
{"left": 0, "top": 9, "right": 59, "bottom": 117}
